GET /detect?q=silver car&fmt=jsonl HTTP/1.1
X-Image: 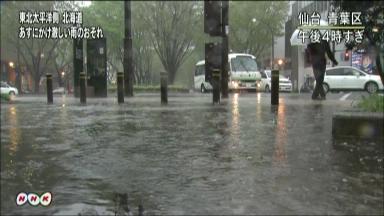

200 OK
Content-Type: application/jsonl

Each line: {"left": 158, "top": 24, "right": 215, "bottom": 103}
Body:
{"left": 322, "top": 66, "right": 384, "bottom": 94}
{"left": 259, "top": 70, "right": 292, "bottom": 92}
{"left": 0, "top": 81, "right": 19, "bottom": 96}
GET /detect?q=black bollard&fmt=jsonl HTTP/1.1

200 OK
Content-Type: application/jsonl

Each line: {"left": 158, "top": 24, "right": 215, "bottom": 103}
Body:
{"left": 46, "top": 73, "right": 53, "bottom": 104}
{"left": 138, "top": 204, "right": 144, "bottom": 216}
{"left": 271, "top": 70, "right": 279, "bottom": 105}
{"left": 212, "top": 69, "right": 221, "bottom": 104}
{"left": 117, "top": 72, "right": 124, "bottom": 103}
{"left": 160, "top": 72, "right": 168, "bottom": 104}
{"left": 79, "top": 72, "right": 86, "bottom": 104}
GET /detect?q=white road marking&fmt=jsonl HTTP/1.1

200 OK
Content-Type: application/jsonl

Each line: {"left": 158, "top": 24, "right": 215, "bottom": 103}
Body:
{"left": 340, "top": 92, "right": 352, "bottom": 101}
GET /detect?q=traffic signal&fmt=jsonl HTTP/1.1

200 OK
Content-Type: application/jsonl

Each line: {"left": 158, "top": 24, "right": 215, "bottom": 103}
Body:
{"left": 205, "top": 42, "right": 222, "bottom": 82}
{"left": 344, "top": 50, "right": 350, "bottom": 61}
{"left": 204, "top": 1, "right": 222, "bottom": 36}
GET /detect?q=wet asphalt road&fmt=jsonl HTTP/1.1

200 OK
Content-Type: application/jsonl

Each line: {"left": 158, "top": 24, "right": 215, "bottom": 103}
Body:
{"left": 1, "top": 92, "right": 383, "bottom": 215}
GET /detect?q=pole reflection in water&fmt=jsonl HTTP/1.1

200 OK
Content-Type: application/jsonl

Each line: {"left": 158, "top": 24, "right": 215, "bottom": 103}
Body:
{"left": 256, "top": 93, "right": 262, "bottom": 121}
{"left": 8, "top": 106, "right": 20, "bottom": 155}
{"left": 271, "top": 98, "right": 287, "bottom": 166}
{"left": 230, "top": 93, "right": 240, "bottom": 149}
{"left": 256, "top": 92, "right": 261, "bottom": 104}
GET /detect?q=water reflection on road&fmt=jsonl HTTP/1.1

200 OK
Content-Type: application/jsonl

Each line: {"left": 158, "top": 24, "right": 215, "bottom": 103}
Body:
{"left": 1, "top": 94, "right": 383, "bottom": 215}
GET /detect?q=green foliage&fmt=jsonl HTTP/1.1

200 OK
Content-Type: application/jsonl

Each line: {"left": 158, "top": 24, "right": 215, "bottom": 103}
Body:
{"left": 229, "top": 1, "right": 289, "bottom": 63}
{"left": 357, "top": 94, "right": 384, "bottom": 112}
{"left": 82, "top": 1, "right": 124, "bottom": 61}
{"left": 82, "top": 1, "right": 155, "bottom": 84}
{"left": 1, "top": 93, "right": 10, "bottom": 101}
{"left": 138, "top": 1, "right": 201, "bottom": 84}
{"left": 332, "top": 1, "right": 384, "bottom": 49}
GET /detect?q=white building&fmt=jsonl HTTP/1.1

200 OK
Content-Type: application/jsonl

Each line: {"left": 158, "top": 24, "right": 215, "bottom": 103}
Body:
{"left": 284, "top": 1, "right": 352, "bottom": 91}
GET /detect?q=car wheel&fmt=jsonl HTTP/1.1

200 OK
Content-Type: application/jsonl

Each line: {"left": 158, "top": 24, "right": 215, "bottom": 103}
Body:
{"left": 9, "top": 91, "right": 15, "bottom": 96}
{"left": 265, "top": 85, "right": 270, "bottom": 92}
{"left": 201, "top": 84, "right": 206, "bottom": 93}
{"left": 322, "top": 83, "right": 329, "bottom": 93}
{"left": 366, "top": 82, "right": 378, "bottom": 94}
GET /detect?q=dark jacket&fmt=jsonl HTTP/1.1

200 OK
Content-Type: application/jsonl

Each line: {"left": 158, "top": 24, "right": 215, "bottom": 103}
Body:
{"left": 307, "top": 40, "right": 337, "bottom": 68}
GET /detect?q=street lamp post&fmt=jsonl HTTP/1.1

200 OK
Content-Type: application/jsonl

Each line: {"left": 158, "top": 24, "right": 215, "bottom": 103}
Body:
{"left": 252, "top": 18, "right": 274, "bottom": 69}
{"left": 61, "top": 71, "right": 66, "bottom": 93}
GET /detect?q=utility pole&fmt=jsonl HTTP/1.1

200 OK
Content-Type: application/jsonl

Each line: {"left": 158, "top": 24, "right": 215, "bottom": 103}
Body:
{"left": 332, "top": 41, "right": 336, "bottom": 67}
{"left": 271, "top": 34, "right": 274, "bottom": 69}
{"left": 73, "top": 38, "right": 83, "bottom": 97}
{"left": 221, "top": 0, "right": 229, "bottom": 98}
{"left": 204, "top": 1, "right": 222, "bottom": 104}
{"left": 124, "top": 1, "right": 133, "bottom": 97}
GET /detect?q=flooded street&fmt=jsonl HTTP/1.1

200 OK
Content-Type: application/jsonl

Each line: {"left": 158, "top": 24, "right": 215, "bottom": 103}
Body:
{"left": 1, "top": 93, "right": 383, "bottom": 215}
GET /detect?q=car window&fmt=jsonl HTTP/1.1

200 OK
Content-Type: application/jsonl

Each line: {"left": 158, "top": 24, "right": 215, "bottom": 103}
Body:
{"left": 195, "top": 65, "right": 204, "bottom": 76}
{"left": 0, "top": 82, "right": 6, "bottom": 87}
{"left": 230, "top": 56, "right": 258, "bottom": 72}
{"left": 343, "top": 68, "right": 355, "bottom": 76}
{"left": 352, "top": 69, "right": 365, "bottom": 76}
{"left": 200, "top": 66, "right": 205, "bottom": 76}
{"left": 261, "top": 71, "right": 267, "bottom": 79}
{"left": 326, "top": 68, "right": 343, "bottom": 76}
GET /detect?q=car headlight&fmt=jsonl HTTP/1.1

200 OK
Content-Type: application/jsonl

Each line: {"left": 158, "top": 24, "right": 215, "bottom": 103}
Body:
{"left": 231, "top": 81, "right": 239, "bottom": 88}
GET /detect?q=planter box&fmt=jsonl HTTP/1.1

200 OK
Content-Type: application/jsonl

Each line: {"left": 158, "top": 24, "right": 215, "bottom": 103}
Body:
{"left": 332, "top": 111, "right": 384, "bottom": 141}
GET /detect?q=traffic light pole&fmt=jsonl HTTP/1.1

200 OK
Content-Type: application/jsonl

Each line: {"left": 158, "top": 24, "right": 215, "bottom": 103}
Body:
{"left": 73, "top": 38, "right": 83, "bottom": 97}
{"left": 124, "top": 0, "right": 133, "bottom": 97}
{"left": 212, "top": 69, "right": 221, "bottom": 104}
{"left": 221, "top": 0, "right": 229, "bottom": 98}
{"left": 332, "top": 41, "right": 335, "bottom": 67}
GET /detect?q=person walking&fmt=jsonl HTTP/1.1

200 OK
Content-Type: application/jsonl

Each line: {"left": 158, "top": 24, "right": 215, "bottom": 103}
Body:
{"left": 307, "top": 40, "right": 338, "bottom": 100}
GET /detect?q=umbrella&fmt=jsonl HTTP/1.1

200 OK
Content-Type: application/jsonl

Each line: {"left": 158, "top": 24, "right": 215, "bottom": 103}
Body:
{"left": 290, "top": 20, "right": 328, "bottom": 46}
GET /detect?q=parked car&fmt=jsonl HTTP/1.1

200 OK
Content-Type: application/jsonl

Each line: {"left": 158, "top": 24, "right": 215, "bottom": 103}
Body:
{"left": 321, "top": 66, "right": 384, "bottom": 94}
{"left": 0, "top": 81, "right": 19, "bottom": 96}
{"left": 259, "top": 70, "right": 293, "bottom": 92}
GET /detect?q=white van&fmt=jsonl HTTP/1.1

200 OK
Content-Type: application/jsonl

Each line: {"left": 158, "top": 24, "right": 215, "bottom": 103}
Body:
{"left": 194, "top": 53, "right": 262, "bottom": 93}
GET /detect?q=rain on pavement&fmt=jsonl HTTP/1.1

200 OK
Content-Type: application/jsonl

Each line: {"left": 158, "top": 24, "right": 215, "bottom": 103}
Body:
{"left": 1, "top": 93, "right": 383, "bottom": 215}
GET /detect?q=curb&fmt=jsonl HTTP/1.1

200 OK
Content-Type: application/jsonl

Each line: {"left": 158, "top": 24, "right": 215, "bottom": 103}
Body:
{"left": 332, "top": 111, "right": 384, "bottom": 141}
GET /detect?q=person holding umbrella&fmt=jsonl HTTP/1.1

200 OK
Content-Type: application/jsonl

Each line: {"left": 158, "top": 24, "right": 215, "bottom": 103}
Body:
{"left": 290, "top": 20, "right": 338, "bottom": 100}
{"left": 307, "top": 39, "right": 338, "bottom": 100}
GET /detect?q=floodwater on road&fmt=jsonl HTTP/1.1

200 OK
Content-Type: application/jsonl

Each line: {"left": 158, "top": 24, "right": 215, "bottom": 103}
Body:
{"left": 1, "top": 93, "right": 383, "bottom": 215}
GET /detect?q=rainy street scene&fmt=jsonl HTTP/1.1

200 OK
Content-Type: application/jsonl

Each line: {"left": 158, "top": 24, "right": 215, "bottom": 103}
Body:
{"left": 1, "top": 1, "right": 384, "bottom": 215}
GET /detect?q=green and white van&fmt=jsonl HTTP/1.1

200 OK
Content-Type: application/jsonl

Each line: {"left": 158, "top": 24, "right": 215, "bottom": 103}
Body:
{"left": 194, "top": 53, "right": 262, "bottom": 92}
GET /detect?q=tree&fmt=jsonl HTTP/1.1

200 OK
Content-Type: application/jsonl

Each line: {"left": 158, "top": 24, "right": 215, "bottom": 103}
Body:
{"left": 1, "top": 1, "right": 77, "bottom": 93}
{"left": 82, "top": 1, "right": 154, "bottom": 85}
{"left": 229, "top": 1, "right": 289, "bottom": 65}
{"left": 139, "top": 1, "right": 200, "bottom": 84}
{"left": 53, "top": 39, "right": 72, "bottom": 87}
{"left": 82, "top": 1, "right": 123, "bottom": 84}
{"left": 332, "top": 1, "right": 384, "bottom": 85}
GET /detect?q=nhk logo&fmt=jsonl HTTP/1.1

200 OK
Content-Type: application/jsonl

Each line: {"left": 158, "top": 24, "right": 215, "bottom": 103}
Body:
{"left": 16, "top": 192, "right": 52, "bottom": 206}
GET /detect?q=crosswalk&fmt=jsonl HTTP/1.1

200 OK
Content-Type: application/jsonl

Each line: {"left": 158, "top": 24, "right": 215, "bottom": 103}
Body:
{"left": 339, "top": 92, "right": 352, "bottom": 101}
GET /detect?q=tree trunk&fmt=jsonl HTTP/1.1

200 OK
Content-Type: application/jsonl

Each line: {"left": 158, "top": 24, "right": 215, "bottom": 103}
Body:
{"left": 168, "top": 67, "right": 177, "bottom": 84}
{"left": 34, "top": 73, "right": 40, "bottom": 94}
{"left": 16, "top": 39, "right": 23, "bottom": 94}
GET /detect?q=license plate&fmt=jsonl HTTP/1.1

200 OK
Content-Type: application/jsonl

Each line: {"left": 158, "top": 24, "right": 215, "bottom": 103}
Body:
{"left": 246, "top": 83, "right": 252, "bottom": 87}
